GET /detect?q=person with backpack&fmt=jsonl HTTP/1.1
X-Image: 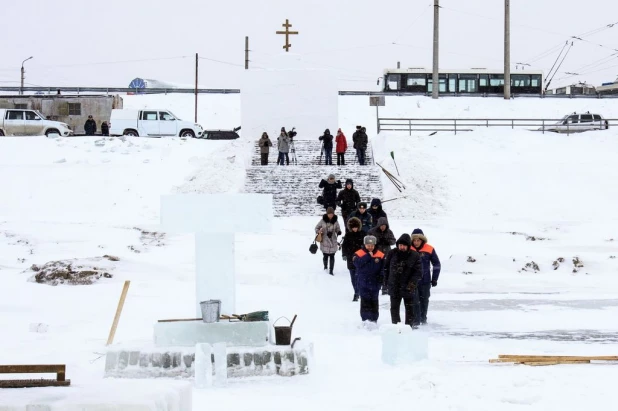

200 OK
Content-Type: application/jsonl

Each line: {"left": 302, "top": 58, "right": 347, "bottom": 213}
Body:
{"left": 341, "top": 217, "right": 365, "bottom": 301}
{"left": 315, "top": 207, "right": 342, "bottom": 275}
{"left": 335, "top": 128, "right": 348, "bottom": 165}
{"left": 319, "top": 129, "right": 334, "bottom": 165}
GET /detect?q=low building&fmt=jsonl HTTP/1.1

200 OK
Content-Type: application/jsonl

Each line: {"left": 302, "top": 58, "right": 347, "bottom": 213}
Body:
{"left": 0, "top": 95, "right": 123, "bottom": 135}
{"left": 596, "top": 77, "right": 618, "bottom": 95}
{"left": 546, "top": 83, "right": 597, "bottom": 95}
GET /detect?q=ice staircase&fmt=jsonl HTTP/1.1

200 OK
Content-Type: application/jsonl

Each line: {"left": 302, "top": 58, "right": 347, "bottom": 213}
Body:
{"left": 245, "top": 140, "right": 382, "bottom": 217}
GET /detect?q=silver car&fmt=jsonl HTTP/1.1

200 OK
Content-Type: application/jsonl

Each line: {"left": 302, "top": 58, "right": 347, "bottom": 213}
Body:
{"left": 544, "top": 112, "right": 609, "bottom": 133}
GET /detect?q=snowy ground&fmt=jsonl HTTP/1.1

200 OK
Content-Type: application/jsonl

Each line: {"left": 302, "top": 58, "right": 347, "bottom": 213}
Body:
{"left": 1, "top": 95, "right": 618, "bottom": 410}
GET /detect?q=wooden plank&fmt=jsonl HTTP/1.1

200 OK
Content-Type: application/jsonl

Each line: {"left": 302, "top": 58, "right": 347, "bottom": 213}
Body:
{"left": 0, "top": 365, "right": 65, "bottom": 374}
{"left": 0, "top": 379, "right": 71, "bottom": 388}
{"left": 158, "top": 318, "right": 202, "bottom": 323}
{"left": 106, "top": 280, "right": 131, "bottom": 346}
{"left": 498, "top": 355, "right": 618, "bottom": 361}
{"left": 524, "top": 360, "right": 590, "bottom": 366}
{"left": 490, "top": 359, "right": 591, "bottom": 364}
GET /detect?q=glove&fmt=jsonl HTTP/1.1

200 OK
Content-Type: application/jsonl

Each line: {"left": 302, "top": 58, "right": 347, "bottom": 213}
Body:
{"left": 432, "top": 280, "right": 438, "bottom": 287}
{"left": 406, "top": 282, "right": 417, "bottom": 292}
{"left": 342, "top": 255, "right": 347, "bottom": 261}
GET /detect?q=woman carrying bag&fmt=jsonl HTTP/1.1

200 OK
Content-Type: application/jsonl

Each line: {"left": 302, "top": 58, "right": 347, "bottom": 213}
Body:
{"left": 314, "top": 207, "right": 342, "bottom": 275}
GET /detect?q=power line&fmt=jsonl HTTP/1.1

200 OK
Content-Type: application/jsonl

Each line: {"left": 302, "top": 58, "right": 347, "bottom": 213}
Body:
{"left": 391, "top": 3, "right": 433, "bottom": 43}
{"left": 198, "top": 56, "right": 244, "bottom": 67}
{"left": 35, "top": 56, "right": 190, "bottom": 69}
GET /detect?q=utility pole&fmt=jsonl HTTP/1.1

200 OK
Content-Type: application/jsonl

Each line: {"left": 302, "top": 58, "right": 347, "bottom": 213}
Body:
{"left": 20, "top": 56, "right": 33, "bottom": 96}
{"left": 432, "top": 0, "right": 440, "bottom": 99}
{"left": 195, "top": 53, "right": 198, "bottom": 123}
{"left": 245, "top": 36, "right": 249, "bottom": 69}
{"left": 504, "top": 0, "right": 511, "bottom": 99}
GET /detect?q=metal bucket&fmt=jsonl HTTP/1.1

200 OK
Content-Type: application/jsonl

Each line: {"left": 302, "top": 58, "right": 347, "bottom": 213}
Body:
{"left": 199, "top": 300, "right": 221, "bottom": 323}
{"left": 273, "top": 314, "right": 297, "bottom": 345}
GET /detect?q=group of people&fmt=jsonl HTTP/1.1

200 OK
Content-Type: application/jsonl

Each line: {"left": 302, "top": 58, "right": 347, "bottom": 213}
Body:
{"left": 314, "top": 173, "right": 441, "bottom": 328}
{"left": 257, "top": 125, "right": 370, "bottom": 166}
{"left": 258, "top": 127, "right": 297, "bottom": 166}
{"left": 84, "top": 115, "right": 109, "bottom": 136}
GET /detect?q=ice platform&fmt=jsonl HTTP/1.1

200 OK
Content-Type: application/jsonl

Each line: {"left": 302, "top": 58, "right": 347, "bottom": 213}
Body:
{"left": 154, "top": 320, "right": 270, "bottom": 347}
{"left": 0, "top": 379, "right": 191, "bottom": 410}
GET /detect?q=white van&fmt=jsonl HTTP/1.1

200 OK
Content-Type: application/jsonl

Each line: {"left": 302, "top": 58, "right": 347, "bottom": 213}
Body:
{"left": 0, "top": 109, "right": 73, "bottom": 137}
{"left": 109, "top": 109, "right": 203, "bottom": 138}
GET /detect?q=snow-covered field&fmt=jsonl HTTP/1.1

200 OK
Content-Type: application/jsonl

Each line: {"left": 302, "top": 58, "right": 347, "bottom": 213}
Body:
{"left": 1, "top": 95, "right": 618, "bottom": 410}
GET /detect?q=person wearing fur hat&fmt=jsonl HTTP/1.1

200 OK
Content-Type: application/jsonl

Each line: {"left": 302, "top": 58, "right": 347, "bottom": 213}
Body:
{"left": 319, "top": 129, "right": 334, "bottom": 165}
{"left": 336, "top": 178, "right": 360, "bottom": 224}
{"left": 341, "top": 217, "right": 365, "bottom": 301}
{"left": 368, "top": 216, "right": 396, "bottom": 295}
{"left": 335, "top": 128, "right": 348, "bottom": 165}
{"left": 318, "top": 174, "right": 342, "bottom": 211}
{"left": 353, "top": 235, "right": 385, "bottom": 323}
{"left": 258, "top": 132, "right": 273, "bottom": 165}
{"left": 368, "top": 198, "right": 387, "bottom": 228}
{"left": 315, "top": 207, "right": 342, "bottom": 275}
{"left": 348, "top": 202, "right": 373, "bottom": 234}
{"left": 383, "top": 233, "right": 422, "bottom": 327}
{"left": 411, "top": 228, "right": 441, "bottom": 324}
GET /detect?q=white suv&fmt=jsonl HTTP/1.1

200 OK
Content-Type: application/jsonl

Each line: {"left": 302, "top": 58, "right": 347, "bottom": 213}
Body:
{"left": 0, "top": 109, "right": 73, "bottom": 137}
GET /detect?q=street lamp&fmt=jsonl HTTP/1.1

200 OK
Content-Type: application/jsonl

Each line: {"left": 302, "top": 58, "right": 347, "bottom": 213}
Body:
{"left": 20, "top": 56, "right": 33, "bottom": 95}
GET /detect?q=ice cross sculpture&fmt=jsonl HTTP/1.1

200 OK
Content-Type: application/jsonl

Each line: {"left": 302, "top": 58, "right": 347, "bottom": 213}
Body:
{"left": 160, "top": 194, "right": 273, "bottom": 317}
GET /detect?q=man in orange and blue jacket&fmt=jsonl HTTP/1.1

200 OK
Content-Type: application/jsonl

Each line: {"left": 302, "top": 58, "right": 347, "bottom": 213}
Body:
{"left": 411, "top": 228, "right": 441, "bottom": 324}
{"left": 353, "top": 235, "right": 385, "bottom": 323}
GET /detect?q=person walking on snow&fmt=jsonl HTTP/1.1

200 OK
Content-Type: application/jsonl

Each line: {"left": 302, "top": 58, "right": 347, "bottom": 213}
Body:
{"left": 368, "top": 198, "right": 387, "bottom": 228}
{"left": 352, "top": 125, "right": 361, "bottom": 162}
{"left": 319, "top": 129, "right": 334, "bottom": 165}
{"left": 335, "top": 128, "right": 348, "bottom": 165}
{"left": 348, "top": 202, "right": 373, "bottom": 234}
{"left": 368, "top": 216, "right": 396, "bottom": 295}
{"left": 318, "top": 174, "right": 342, "bottom": 211}
{"left": 411, "top": 228, "right": 441, "bottom": 325}
{"left": 384, "top": 234, "right": 422, "bottom": 327}
{"left": 277, "top": 128, "right": 290, "bottom": 165}
{"left": 315, "top": 207, "right": 342, "bottom": 275}
{"left": 336, "top": 178, "right": 360, "bottom": 224}
{"left": 353, "top": 235, "right": 385, "bottom": 324}
{"left": 356, "top": 127, "right": 369, "bottom": 165}
{"left": 341, "top": 217, "right": 365, "bottom": 301}
{"left": 258, "top": 132, "right": 273, "bottom": 165}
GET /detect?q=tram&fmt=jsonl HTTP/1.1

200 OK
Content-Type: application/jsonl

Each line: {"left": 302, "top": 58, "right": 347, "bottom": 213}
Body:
{"left": 381, "top": 68, "right": 544, "bottom": 95}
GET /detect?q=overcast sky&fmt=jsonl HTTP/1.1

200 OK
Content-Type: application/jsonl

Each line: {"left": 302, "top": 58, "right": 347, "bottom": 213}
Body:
{"left": 2, "top": 0, "right": 618, "bottom": 90}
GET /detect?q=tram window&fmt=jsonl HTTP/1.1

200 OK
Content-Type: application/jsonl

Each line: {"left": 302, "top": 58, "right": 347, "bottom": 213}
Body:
{"left": 458, "top": 75, "right": 477, "bottom": 93}
{"left": 439, "top": 78, "right": 447, "bottom": 92}
{"left": 531, "top": 75, "right": 541, "bottom": 87}
{"left": 512, "top": 75, "right": 531, "bottom": 87}
{"left": 490, "top": 75, "right": 504, "bottom": 86}
{"left": 448, "top": 78, "right": 456, "bottom": 92}
{"left": 386, "top": 74, "right": 401, "bottom": 91}
{"left": 406, "top": 75, "right": 426, "bottom": 86}
{"left": 479, "top": 75, "right": 489, "bottom": 87}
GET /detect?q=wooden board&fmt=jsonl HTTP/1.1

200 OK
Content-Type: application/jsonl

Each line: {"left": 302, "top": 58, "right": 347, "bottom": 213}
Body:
{"left": 490, "top": 358, "right": 591, "bottom": 364}
{"left": 0, "top": 379, "right": 71, "bottom": 388}
{"left": 525, "top": 361, "right": 589, "bottom": 367}
{"left": 498, "top": 355, "right": 618, "bottom": 361}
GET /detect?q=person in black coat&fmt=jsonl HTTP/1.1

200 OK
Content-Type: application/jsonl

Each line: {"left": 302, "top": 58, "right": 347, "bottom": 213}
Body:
{"left": 383, "top": 233, "right": 422, "bottom": 327}
{"left": 368, "top": 198, "right": 387, "bottom": 228}
{"left": 336, "top": 178, "right": 361, "bottom": 225}
{"left": 341, "top": 217, "right": 365, "bottom": 301}
{"left": 348, "top": 202, "right": 372, "bottom": 233}
{"left": 101, "top": 121, "right": 110, "bottom": 136}
{"left": 319, "top": 129, "right": 334, "bottom": 165}
{"left": 318, "top": 173, "right": 342, "bottom": 211}
{"left": 84, "top": 115, "right": 97, "bottom": 136}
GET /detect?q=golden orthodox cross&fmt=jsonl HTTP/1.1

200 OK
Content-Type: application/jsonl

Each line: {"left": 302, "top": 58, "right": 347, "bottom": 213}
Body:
{"left": 275, "top": 19, "right": 299, "bottom": 52}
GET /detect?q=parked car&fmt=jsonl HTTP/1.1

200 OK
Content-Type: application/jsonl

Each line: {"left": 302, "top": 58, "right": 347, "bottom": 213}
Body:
{"left": 109, "top": 109, "right": 203, "bottom": 138}
{"left": 543, "top": 112, "right": 609, "bottom": 133}
{"left": 199, "top": 126, "right": 241, "bottom": 140}
{"left": 0, "top": 109, "right": 73, "bottom": 137}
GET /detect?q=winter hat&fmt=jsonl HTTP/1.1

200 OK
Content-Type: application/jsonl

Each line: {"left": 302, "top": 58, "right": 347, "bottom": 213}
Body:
{"left": 356, "top": 125, "right": 361, "bottom": 130}
{"left": 411, "top": 228, "right": 428, "bottom": 243}
{"left": 327, "top": 173, "right": 336, "bottom": 180}
{"left": 377, "top": 217, "right": 389, "bottom": 228}
{"left": 358, "top": 202, "right": 367, "bottom": 209}
{"left": 347, "top": 217, "right": 362, "bottom": 231}
{"left": 345, "top": 178, "right": 353, "bottom": 187}
{"left": 326, "top": 207, "right": 335, "bottom": 215}
{"left": 370, "top": 198, "right": 381, "bottom": 208}
{"left": 325, "top": 129, "right": 330, "bottom": 134}
{"left": 364, "top": 235, "right": 377, "bottom": 246}
{"left": 396, "top": 233, "right": 412, "bottom": 247}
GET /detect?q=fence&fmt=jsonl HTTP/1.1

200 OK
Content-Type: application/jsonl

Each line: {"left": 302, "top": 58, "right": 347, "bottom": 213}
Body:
{"left": 378, "top": 118, "right": 616, "bottom": 135}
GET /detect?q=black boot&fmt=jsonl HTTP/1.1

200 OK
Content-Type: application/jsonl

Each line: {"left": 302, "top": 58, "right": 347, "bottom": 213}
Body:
{"left": 329, "top": 269, "right": 334, "bottom": 275}
{"left": 322, "top": 255, "right": 328, "bottom": 270}
{"left": 353, "top": 294, "right": 359, "bottom": 302}
{"left": 328, "top": 254, "right": 335, "bottom": 275}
